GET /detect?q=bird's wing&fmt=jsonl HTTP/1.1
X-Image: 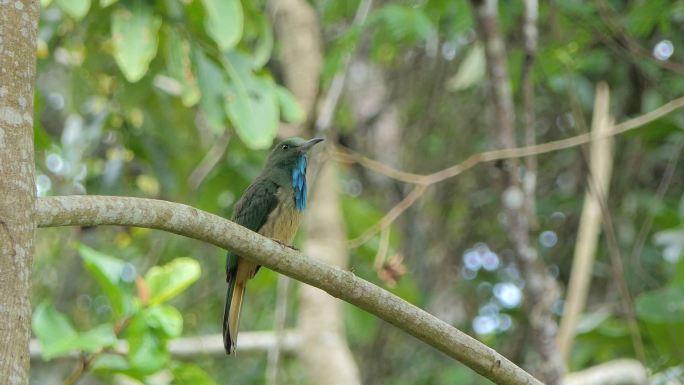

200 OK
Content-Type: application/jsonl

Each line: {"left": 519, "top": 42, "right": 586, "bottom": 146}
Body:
{"left": 226, "top": 177, "right": 280, "bottom": 273}
{"left": 224, "top": 178, "right": 280, "bottom": 353}
{"left": 232, "top": 178, "right": 280, "bottom": 231}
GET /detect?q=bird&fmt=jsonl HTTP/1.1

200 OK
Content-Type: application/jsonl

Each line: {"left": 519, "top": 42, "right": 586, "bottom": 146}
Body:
{"left": 223, "top": 137, "right": 324, "bottom": 354}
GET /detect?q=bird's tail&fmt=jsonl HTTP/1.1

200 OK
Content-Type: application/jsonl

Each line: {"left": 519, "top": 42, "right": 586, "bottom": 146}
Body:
{"left": 223, "top": 265, "right": 244, "bottom": 354}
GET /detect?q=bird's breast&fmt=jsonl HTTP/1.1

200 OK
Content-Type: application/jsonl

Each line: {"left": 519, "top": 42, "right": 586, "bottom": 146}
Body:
{"left": 258, "top": 187, "right": 301, "bottom": 245}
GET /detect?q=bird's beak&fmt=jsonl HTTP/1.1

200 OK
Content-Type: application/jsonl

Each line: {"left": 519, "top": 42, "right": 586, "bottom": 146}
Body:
{"left": 300, "top": 137, "right": 324, "bottom": 151}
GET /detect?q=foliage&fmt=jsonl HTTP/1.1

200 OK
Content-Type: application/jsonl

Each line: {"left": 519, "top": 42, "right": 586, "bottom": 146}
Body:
{"left": 31, "top": 0, "right": 684, "bottom": 383}
{"left": 33, "top": 245, "right": 210, "bottom": 383}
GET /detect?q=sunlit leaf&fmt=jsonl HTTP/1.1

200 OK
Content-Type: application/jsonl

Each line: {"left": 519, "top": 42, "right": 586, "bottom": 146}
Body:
{"left": 32, "top": 302, "right": 117, "bottom": 359}
{"left": 447, "top": 44, "right": 485, "bottom": 91}
{"left": 193, "top": 47, "right": 227, "bottom": 133}
{"left": 78, "top": 244, "right": 129, "bottom": 315}
{"left": 55, "top": 0, "right": 91, "bottom": 20}
{"left": 165, "top": 28, "right": 200, "bottom": 107}
{"left": 100, "top": 0, "right": 118, "bottom": 7}
{"left": 145, "top": 305, "right": 183, "bottom": 338}
{"left": 275, "top": 86, "right": 305, "bottom": 124}
{"left": 172, "top": 363, "right": 217, "bottom": 385}
{"left": 223, "top": 52, "right": 279, "bottom": 149}
{"left": 144, "top": 257, "right": 201, "bottom": 305}
{"left": 111, "top": 4, "right": 161, "bottom": 82}
{"left": 201, "top": 0, "right": 243, "bottom": 51}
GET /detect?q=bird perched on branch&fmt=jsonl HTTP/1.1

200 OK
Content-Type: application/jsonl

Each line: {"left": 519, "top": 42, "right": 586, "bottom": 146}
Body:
{"left": 223, "top": 137, "right": 324, "bottom": 354}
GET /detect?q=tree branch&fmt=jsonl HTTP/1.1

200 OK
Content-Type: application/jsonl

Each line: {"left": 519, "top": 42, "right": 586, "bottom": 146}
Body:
{"left": 35, "top": 195, "right": 542, "bottom": 385}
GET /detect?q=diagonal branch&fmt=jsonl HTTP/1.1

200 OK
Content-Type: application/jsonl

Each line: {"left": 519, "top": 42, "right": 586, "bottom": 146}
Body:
{"left": 35, "top": 195, "right": 542, "bottom": 385}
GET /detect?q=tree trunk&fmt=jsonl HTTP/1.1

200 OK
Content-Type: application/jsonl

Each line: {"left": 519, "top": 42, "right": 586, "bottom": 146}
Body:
{"left": 270, "top": 1, "right": 361, "bottom": 383}
{"left": 0, "top": 1, "right": 39, "bottom": 384}
{"left": 300, "top": 162, "right": 361, "bottom": 385}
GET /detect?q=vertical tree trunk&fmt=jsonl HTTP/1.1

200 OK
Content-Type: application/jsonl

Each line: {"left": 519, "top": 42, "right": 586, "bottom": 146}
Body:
{"left": 0, "top": 1, "right": 39, "bottom": 384}
{"left": 469, "top": 0, "right": 564, "bottom": 383}
{"left": 270, "top": 1, "right": 361, "bottom": 383}
{"left": 300, "top": 163, "right": 361, "bottom": 385}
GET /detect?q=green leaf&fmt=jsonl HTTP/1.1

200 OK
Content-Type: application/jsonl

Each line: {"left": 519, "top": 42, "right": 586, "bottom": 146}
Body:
{"left": 447, "top": 44, "right": 485, "bottom": 91}
{"left": 172, "top": 363, "right": 217, "bottom": 385}
{"left": 111, "top": 4, "right": 161, "bottom": 82}
{"left": 223, "top": 52, "right": 279, "bottom": 149}
{"left": 145, "top": 305, "right": 183, "bottom": 338}
{"left": 636, "top": 286, "right": 684, "bottom": 323}
{"left": 124, "top": 312, "right": 169, "bottom": 374}
{"left": 165, "top": 28, "right": 200, "bottom": 107}
{"left": 128, "top": 333, "right": 168, "bottom": 373}
{"left": 100, "top": 0, "right": 118, "bottom": 7}
{"left": 41, "top": 0, "right": 53, "bottom": 8}
{"left": 55, "top": 0, "right": 91, "bottom": 20}
{"left": 144, "top": 257, "right": 201, "bottom": 305}
{"left": 275, "top": 86, "right": 305, "bottom": 124}
{"left": 201, "top": 0, "right": 243, "bottom": 51}
{"left": 193, "top": 47, "right": 227, "bottom": 133}
{"left": 371, "top": 4, "right": 435, "bottom": 43}
{"left": 77, "top": 244, "right": 128, "bottom": 315}
{"left": 33, "top": 302, "right": 117, "bottom": 359}
{"left": 252, "top": 15, "right": 274, "bottom": 69}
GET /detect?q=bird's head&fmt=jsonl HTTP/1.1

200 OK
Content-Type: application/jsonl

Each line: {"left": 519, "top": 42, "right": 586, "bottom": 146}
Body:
{"left": 264, "top": 137, "right": 324, "bottom": 171}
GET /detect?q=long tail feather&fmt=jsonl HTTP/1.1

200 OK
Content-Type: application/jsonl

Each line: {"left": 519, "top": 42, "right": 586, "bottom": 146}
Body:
{"left": 223, "top": 256, "right": 243, "bottom": 354}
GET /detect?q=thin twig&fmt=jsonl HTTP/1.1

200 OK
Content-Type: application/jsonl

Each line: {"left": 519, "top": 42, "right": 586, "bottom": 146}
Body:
{"left": 340, "top": 95, "right": 684, "bottom": 247}
{"left": 629, "top": 138, "right": 683, "bottom": 286}
{"left": 522, "top": 0, "right": 539, "bottom": 227}
{"left": 587, "top": 167, "right": 647, "bottom": 363}
{"left": 348, "top": 185, "right": 426, "bottom": 248}
{"left": 314, "top": 0, "right": 373, "bottom": 134}
{"left": 335, "top": 95, "right": 684, "bottom": 187}
{"left": 596, "top": 0, "right": 684, "bottom": 75}
{"left": 188, "top": 130, "right": 231, "bottom": 190}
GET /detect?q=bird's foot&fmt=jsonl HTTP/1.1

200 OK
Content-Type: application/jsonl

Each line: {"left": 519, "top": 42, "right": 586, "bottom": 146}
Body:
{"left": 272, "top": 239, "right": 299, "bottom": 251}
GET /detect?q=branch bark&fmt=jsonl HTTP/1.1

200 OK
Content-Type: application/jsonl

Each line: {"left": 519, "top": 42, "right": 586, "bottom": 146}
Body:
{"left": 0, "top": 1, "right": 39, "bottom": 384}
{"left": 36, "top": 195, "right": 542, "bottom": 385}
{"left": 470, "top": 0, "right": 564, "bottom": 382}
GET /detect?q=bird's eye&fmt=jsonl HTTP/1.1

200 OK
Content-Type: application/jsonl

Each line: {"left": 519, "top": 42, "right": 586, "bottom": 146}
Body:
{"left": 281, "top": 144, "right": 289, "bottom": 150}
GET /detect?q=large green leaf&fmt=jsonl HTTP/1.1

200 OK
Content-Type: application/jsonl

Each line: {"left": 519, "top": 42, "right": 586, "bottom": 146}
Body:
{"left": 78, "top": 244, "right": 128, "bottom": 315}
{"left": 201, "top": 0, "right": 243, "bottom": 51}
{"left": 111, "top": 4, "right": 161, "bottom": 82}
{"left": 223, "top": 52, "right": 279, "bottom": 149}
{"left": 636, "top": 286, "right": 684, "bottom": 323}
{"left": 55, "top": 0, "right": 91, "bottom": 20}
{"left": 33, "top": 302, "right": 117, "bottom": 360}
{"left": 165, "top": 28, "right": 200, "bottom": 107}
{"left": 193, "top": 48, "right": 227, "bottom": 133}
{"left": 145, "top": 305, "right": 183, "bottom": 338}
{"left": 172, "top": 363, "right": 217, "bottom": 385}
{"left": 144, "top": 257, "right": 201, "bottom": 305}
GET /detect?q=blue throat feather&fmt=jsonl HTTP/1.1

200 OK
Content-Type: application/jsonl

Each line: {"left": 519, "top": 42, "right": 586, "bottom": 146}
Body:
{"left": 292, "top": 155, "right": 308, "bottom": 211}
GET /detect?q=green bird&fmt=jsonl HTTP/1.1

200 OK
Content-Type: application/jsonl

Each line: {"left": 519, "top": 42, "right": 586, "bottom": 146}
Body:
{"left": 223, "top": 137, "right": 324, "bottom": 354}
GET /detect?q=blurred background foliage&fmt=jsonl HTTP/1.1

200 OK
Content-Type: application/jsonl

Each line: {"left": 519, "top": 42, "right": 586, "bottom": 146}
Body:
{"left": 32, "top": 0, "right": 684, "bottom": 384}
